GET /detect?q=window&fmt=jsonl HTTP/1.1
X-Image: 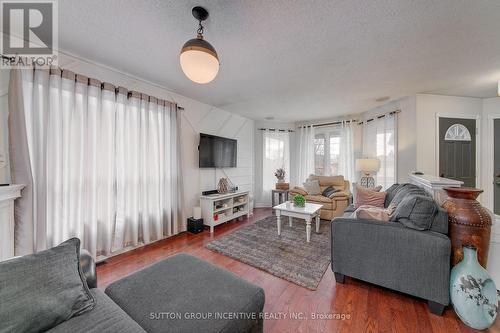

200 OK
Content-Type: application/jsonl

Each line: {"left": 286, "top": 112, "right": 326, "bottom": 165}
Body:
{"left": 314, "top": 135, "right": 325, "bottom": 175}
{"left": 314, "top": 131, "right": 341, "bottom": 176}
{"left": 376, "top": 129, "right": 396, "bottom": 188}
{"left": 445, "top": 124, "right": 471, "bottom": 141}
{"left": 329, "top": 136, "right": 340, "bottom": 175}
{"left": 262, "top": 130, "right": 290, "bottom": 193}
{"left": 362, "top": 115, "right": 397, "bottom": 189}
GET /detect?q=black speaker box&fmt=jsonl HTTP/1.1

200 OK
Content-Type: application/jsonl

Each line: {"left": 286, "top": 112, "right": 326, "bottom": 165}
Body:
{"left": 187, "top": 217, "right": 204, "bottom": 234}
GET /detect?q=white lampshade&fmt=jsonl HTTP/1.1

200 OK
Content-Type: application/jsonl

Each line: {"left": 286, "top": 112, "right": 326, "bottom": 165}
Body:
{"left": 355, "top": 158, "right": 380, "bottom": 173}
{"left": 180, "top": 37, "right": 219, "bottom": 84}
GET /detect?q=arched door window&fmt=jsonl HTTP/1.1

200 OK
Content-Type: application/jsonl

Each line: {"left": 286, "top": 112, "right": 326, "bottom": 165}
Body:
{"left": 444, "top": 124, "right": 472, "bottom": 141}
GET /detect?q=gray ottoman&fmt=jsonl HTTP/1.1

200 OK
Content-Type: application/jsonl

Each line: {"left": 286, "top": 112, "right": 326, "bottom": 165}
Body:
{"left": 105, "top": 253, "right": 265, "bottom": 333}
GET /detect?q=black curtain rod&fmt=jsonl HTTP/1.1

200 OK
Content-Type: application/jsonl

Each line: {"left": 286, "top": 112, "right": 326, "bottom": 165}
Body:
{"left": 310, "top": 119, "right": 358, "bottom": 128}
{"left": 357, "top": 110, "right": 400, "bottom": 125}
{"left": 300, "top": 109, "right": 401, "bottom": 128}
{"left": 259, "top": 128, "right": 294, "bottom": 132}
{"left": 1, "top": 55, "right": 185, "bottom": 110}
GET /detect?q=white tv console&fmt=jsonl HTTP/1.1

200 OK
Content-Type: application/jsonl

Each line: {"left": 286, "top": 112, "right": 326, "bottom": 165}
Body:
{"left": 200, "top": 191, "right": 250, "bottom": 233}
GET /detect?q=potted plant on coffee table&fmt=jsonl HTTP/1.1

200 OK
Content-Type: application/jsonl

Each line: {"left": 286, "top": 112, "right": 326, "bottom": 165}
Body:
{"left": 293, "top": 194, "right": 306, "bottom": 208}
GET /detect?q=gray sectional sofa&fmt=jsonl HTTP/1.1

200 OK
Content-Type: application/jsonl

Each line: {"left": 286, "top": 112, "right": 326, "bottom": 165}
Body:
{"left": 0, "top": 239, "right": 265, "bottom": 333}
{"left": 331, "top": 183, "right": 451, "bottom": 315}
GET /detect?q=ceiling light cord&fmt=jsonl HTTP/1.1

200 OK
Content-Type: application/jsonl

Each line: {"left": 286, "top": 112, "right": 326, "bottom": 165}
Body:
{"left": 197, "top": 20, "right": 204, "bottom": 38}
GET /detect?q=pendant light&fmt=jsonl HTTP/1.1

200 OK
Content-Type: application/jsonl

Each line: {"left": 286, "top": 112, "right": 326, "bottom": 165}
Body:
{"left": 180, "top": 6, "right": 219, "bottom": 84}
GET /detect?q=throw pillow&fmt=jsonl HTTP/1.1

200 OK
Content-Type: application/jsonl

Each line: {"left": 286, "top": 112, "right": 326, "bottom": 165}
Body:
{"left": 322, "top": 186, "right": 340, "bottom": 198}
{"left": 390, "top": 195, "right": 438, "bottom": 230}
{"left": 388, "top": 183, "right": 431, "bottom": 208}
{"left": 384, "top": 183, "right": 402, "bottom": 207}
{"left": 353, "top": 185, "right": 386, "bottom": 208}
{"left": 303, "top": 179, "right": 321, "bottom": 195}
{"left": 352, "top": 183, "right": 382, "bottom": 202}
{"left": 0, "top": 238, "right": 96, "bottom": 333}
{"left": 355, "top": 205, "right": 391, "bottom": 221}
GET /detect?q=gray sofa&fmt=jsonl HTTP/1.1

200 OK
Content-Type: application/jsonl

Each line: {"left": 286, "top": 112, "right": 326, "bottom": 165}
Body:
{"left": 331, "top": 183, "right": 451, "bottom": 315}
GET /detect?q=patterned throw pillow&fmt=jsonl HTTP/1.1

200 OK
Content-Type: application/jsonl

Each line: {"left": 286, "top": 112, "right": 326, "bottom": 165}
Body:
{"left": 322, "top": 186, "right": 340, "bottom": 198}
{"left": 354, "top": 185, "right": 386, "bottom": 208}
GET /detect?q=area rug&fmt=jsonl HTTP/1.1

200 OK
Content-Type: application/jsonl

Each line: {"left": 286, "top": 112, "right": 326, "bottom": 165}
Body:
{"left": 206, "top": 215, "right": 331, "bottom": 290}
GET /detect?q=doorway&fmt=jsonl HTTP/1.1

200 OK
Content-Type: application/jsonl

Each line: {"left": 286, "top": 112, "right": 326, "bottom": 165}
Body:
{"left": 438, "top": 117, "right": 476, "bottom": 187}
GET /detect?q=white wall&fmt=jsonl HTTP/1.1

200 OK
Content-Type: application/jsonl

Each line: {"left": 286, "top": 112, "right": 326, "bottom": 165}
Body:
{"left": 481, "top": 97, "right": 500, "bottom": 286}
{"left": 1, "top": 54, "right": 255, "bottom": 223}
{"left": 481, "top": 97, "right": 500, "bottom": 212}
{"left": 415, "top": 94, "right": 483, "bottom": 178}
{"left": 0, "top": 70, "right": 10, "bottom": 184}
{"left": 360, "top": 96, "right": 417, "bottom": 183}
{"left": 254, "top": 121, "right": 295, "bottom": 207}
{"left": 413, "top": 94, "right": 500, "bottom": 285}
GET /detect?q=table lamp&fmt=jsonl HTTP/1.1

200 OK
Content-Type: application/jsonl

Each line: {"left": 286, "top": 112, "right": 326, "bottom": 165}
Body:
{"left": 356, "top": 158, "right": 380, "bottom": 188}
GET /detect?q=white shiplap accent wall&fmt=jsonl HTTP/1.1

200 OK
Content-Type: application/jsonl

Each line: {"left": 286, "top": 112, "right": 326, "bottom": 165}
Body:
{"left": 187, "top": 108, "right": 255, "bottom": 204}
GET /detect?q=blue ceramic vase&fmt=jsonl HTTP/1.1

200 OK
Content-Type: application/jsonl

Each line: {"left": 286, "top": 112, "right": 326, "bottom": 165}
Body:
{"left": 450, "top": 245, "right": 498, "bottom": 330}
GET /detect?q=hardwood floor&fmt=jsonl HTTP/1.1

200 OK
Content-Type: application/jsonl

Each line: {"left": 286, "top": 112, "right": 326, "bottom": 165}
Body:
{"left": 97, "top": 208, "right": 500, "bottom": 333}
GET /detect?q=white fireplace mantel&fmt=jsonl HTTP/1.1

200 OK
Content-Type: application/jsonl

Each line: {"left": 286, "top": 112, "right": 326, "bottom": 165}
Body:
{"left": 0, "top": 184, "right": 24, "bottom": 261}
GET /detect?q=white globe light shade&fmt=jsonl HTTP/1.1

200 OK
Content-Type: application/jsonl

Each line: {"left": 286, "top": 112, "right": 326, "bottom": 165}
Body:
{"left": 180, "top": 37, "right": 219, "bottom": 84}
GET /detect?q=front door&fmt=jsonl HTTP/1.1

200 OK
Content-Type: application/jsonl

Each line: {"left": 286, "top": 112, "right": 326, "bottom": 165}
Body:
{"left": 439, "top": 117, "right": 476, "bottom": 187}
{"left": 494, "top": 119, "right": 500, "bottom": 215}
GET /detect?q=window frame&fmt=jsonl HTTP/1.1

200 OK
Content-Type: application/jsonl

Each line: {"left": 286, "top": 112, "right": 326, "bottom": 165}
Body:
{"left": 314, "top": 129, "right": 342, "bottom": 176}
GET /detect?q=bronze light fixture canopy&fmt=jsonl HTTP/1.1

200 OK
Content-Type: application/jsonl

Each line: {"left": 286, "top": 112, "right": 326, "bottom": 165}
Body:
{"left": 180, "top": 6, "right": 219, "bottom": 84}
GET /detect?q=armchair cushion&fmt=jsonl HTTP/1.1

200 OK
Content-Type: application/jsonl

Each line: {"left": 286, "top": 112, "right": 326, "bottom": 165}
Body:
{"left": 309, "top": 175, "right": 345, "bottom": 188}
{"left": 330, "top": 191, "right": 350, "bottom": 199}
{"left": 306, "top": 194, "right": 334, "bottom": 203}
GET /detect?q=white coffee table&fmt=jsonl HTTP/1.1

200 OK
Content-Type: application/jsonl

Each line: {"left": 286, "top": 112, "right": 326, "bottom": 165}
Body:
{"left": 272, "top": 201, "right": 323, "bottom": 242}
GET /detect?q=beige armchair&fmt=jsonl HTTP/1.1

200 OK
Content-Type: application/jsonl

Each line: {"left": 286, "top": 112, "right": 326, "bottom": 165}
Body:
{"left": 289, "top": 175, "right": 351, "bottom": 220}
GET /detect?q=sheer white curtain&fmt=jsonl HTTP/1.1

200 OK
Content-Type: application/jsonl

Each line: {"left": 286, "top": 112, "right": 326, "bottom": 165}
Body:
{"left": 296, "top": 125, "right": 315, "bottom": 183}
{"left": 114, "top": 93, "right": 183, "bottom": 250}
{"left": 338, "top": 121, "right": 355, "bottom": 183}
{"left": 9, "top": 68, "right": 184, "bottom": 257}
{"left": 362, "top": 114, "right": 397, "bottom": 189}
{"left": 262, "top": 130, "right": 290, "bottom": 203}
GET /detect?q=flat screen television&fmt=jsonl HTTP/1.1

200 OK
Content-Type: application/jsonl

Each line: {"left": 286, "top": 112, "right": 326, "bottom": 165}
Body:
{"left": 199, "top": 133, "right": 237, "bottom": 168}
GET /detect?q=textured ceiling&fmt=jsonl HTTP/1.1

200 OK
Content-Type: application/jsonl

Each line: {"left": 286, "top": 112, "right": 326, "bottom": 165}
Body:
{"left": 59, "top": 0, "right": 500, "bottom": 121}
